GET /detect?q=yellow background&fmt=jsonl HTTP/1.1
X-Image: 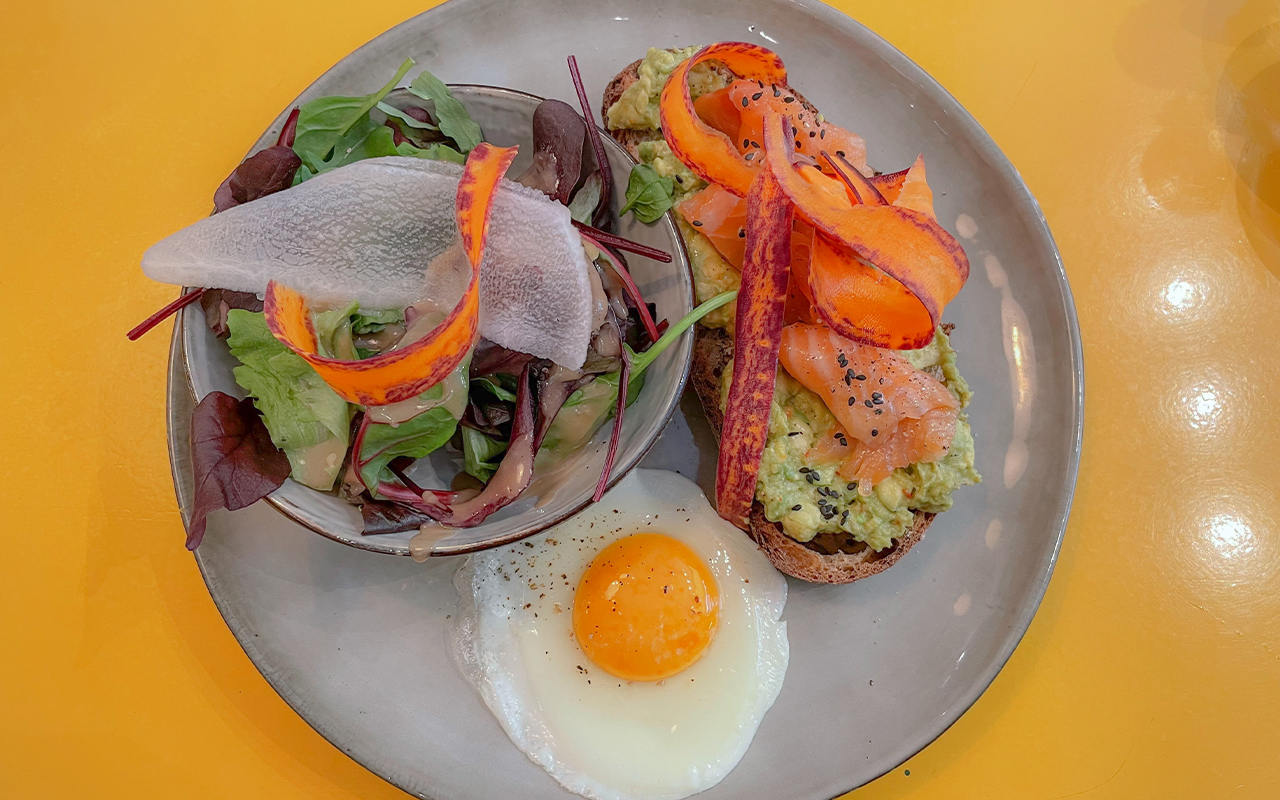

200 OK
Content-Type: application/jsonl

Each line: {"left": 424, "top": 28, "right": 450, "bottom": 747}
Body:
{"left": 3, "top": 0, "right": 1278, "bottom": 797}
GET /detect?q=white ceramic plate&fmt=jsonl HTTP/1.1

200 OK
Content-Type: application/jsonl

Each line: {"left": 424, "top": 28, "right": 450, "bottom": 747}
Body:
{"left": 166, "top": 0, "right": 1082, "bottom": 797}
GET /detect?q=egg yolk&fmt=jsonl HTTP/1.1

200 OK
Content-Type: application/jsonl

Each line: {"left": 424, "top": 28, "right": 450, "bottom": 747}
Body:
{"left": 572, "top": 533, "right": 720, "bottom": 682}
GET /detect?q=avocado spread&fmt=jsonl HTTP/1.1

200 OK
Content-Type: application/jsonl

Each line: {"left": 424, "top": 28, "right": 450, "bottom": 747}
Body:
{"left": 723, "top": 328, "right": 980, "bottom": 551}
{"left": 605, "top": 47, "right": 981, "bottom": 551}
{"left": 606, "top": 46, "right": 731, "bottom": 131}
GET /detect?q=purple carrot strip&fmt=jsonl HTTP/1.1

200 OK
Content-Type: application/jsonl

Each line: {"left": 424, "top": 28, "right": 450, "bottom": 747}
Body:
{"left": 580, "top": 233, "right": 661, "bottom": 344}
{"left": 567, "top": 56, "right": 613, "bottom": 226}
{"left": 572, "top": 220, "right": 672, "bottom": 263}
{"left": 592, "top": 345, "right": 631, "bottom": 503}
{"left": 126, "top": 288, "right": 207, "bottom": 341}
{"left": 277, "top": 107, "right": 300, "bottom": 148}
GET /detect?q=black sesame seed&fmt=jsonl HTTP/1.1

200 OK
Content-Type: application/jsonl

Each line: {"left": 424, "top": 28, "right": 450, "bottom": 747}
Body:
{"left": 820, "top": 129, "right": 826, "bottom": 139}
{"left": 744, "top": 138, "right": 751, "bottom": 148}
{"left": 787, "top": 431, "right": 800, "bottom": 437}
{"left": 837, "top": 150, "right": 846, "bottom": 157}
{"left": 856, "top": 374, "right": 867, "bottom": 381}
{"left": 872, "top": 391, "right": 883, "bottom": 400}
{"left": 847, "top": 397, "right": 856, "bottom": 406}
{"left": 744, "top": 153, "right": 755, "bottom": 162}
{"left": 799, "top": 467, "right": 811, "bottom": 473}
{"left": 838, "top": 353, "right": 848, "bottom": 367}
{"left": 796, "top": 139, "right": 804, "bottom": 149}
{"left": 792, "top": 126, "right": 798, "bottom": 136}
{"left": 846, "top": 368, "right": 855, "bottom": 381}
{"left": 751, "top": 141, "right": 760, "bottom": 149}
{"left": 738, "top": 229, "right": 746, "bottom": 238}
{"left": 784, "top": 96, "right": 795, "bottom": 104}
{"left": 865, "top": 399, "right": 875, "bottom": 408}
{"left": 841, "top": 510, "right": 850, "bottom": 521}
{"left": 875, "top": 408, "right": 884, "bottom": 415}
{"left": 847, "top": 482, "right": 857, "bottom": 491}
{"left": 692, "top": 220, "right": 703, "bottom": 227}
{"left": 752, "top": 92, "right": 763, "bottom": 101}
{"left": 773, "top": 85, "right": 781, "bottom": 97}
{"left": 791, "top": 504, "right": 802, "bottom": 511}
{"left": 675, "top": 176, "right": 683, "bottom": 184}
{"left": 742, "top": 96, "right": 750, "bottom": 108}
{"left": 809, "top": 131, "right": 817, "bottom": 138}
{"left": 871, "top": 429, "right": 879, "bottom": 437}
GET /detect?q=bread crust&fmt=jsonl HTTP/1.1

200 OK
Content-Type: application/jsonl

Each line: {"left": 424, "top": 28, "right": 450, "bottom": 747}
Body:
{"left": 604, "top": 52, "right": 933, "bottom": 584}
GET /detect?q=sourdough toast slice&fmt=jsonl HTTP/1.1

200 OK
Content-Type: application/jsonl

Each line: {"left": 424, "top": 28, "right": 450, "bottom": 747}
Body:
{"left": 690, "top": 327, "right": 933, "bottom": 584}
{"left": 604, "top": 52, "right": 933, "bottom": 584}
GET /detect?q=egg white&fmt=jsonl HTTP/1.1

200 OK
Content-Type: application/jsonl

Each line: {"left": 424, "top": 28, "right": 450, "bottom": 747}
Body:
{"left": 453, "top": 469, "right": 789, "bottom": 800}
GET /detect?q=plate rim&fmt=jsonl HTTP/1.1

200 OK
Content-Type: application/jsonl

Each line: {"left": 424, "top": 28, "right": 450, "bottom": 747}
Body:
{"left": 166, "top": 0, "right": 1086, "bottom": 796}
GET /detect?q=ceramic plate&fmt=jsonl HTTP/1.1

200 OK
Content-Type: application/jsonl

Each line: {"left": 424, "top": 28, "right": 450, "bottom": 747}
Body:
{"left": 167, "top": 0, "right": 1082, "bottom": 797}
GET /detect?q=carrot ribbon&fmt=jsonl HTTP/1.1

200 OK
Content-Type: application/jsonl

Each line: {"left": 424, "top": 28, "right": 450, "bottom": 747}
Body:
{"left": 715, "top": 162, "right": 794, "bottom": 529}
{"left": 264, "top": 143, "right": 518, "bottom": 406}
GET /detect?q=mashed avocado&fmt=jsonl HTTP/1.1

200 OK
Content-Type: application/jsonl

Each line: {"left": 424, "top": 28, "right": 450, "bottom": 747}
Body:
{"left": 637, "top": 140, "right": 705, "bottom": 200}
{"left": 606, "top": 46, "right": 731, "bottom": 131}
{"left": 721, "top": 328, "right": 981, "bottom": 551}
{"left": 676, "top": 217, "right": 740, "bottom": 330}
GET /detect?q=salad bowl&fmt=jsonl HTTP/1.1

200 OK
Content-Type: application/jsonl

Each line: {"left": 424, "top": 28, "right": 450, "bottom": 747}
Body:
{"left": 178, "top": 84, "right": 696, "bottom": 556}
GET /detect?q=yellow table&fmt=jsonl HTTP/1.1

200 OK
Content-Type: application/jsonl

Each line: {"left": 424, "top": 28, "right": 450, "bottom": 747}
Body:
{"left": 4, "top": 0, "right": 1278, "bottom": 796}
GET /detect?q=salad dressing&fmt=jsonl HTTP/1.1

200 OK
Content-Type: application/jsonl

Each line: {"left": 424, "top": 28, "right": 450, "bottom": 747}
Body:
{"left": 409, "top": 522, "right": 453, "bottom": 562}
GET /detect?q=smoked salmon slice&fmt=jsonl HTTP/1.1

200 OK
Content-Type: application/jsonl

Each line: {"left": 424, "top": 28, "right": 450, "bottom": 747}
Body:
{"left": 777, "top": 322, "right": 958, "bottom": 489}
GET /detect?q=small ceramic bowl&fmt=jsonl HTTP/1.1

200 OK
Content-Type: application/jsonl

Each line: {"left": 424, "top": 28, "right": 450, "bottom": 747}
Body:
{"left": 179, "top": 85, "right": 695, "bottom": 556}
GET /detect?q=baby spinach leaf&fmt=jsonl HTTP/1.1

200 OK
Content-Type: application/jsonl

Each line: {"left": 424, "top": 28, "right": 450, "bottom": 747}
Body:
{"left": 377, "top": 101, "right": 439, "bottom": 131}
{"left": 292, "top": 57, "right": 415, "bottom": 173}
{"left": 187, "top": 392, "right": 290, "bottom": 550}
{"left": 396, "top": 140, "right": 466, "bottom": 165}
{"left": 406, "top": 68, "right": 483, "bottom": 153}
{"left": 619, "top": 163, "right": 675, "bottom": 223}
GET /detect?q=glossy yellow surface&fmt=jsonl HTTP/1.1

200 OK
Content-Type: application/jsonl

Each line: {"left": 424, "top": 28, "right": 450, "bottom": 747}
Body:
{"left": 2, "top": 0, "right": 1278, "bottom": 796}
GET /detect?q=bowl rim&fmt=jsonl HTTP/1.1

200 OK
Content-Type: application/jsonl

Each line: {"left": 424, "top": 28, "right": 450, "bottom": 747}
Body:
{"left": 173, "top": 82, "right": 697, "bottom": 557}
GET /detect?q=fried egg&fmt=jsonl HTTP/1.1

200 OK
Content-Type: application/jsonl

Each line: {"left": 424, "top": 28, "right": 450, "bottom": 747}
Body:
{"left": 453, "top": 469, "right": 789, "bottom": 800}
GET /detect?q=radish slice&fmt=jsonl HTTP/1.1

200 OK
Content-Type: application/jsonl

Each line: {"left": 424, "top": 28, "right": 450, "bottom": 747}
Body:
{"left": 264, "top": 145, "right": 517, "bottom": 406}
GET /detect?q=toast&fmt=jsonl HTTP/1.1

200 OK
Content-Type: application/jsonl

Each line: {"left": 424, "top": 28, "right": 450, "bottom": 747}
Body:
{"left": 604, "top": 54, "right": 934, "bottom": 584}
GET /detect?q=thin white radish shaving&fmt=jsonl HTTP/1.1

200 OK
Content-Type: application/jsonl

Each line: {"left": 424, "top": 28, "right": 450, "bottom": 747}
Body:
{"left": 141, "top": 156, "right": 595, "bottom": 369}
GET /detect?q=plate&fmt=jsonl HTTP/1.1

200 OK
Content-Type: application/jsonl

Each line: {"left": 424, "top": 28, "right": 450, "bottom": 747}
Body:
{"left": 179, "top": 84, "right": 695, "bottom": 556}
{"left": 167, "top": 0, "right": 1082, "bottom": 796}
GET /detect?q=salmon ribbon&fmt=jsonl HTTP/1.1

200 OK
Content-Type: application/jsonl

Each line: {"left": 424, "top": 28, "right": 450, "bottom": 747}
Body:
{"left": 264, "top": 143, "right": 518, "bottom": 406}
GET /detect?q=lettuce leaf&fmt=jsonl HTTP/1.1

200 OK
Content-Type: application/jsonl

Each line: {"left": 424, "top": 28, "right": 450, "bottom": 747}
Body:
{"left": 462, "top": 427, "right": 508, "bottom": 482}
{"left": 226, "top": 310, "right": 351, "bottom": 490}
{"left": 358, "top": 405, "right": 459, "bottom": 493}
